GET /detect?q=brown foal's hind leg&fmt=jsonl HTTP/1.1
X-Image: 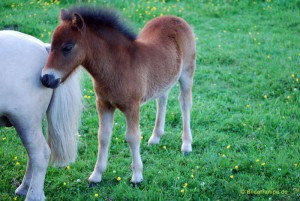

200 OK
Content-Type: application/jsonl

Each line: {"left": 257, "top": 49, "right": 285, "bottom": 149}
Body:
{"left": 148, "top": 92, "right": 169, "bottom": 145}
{"left": 124, "top": 104, "right": 143, "bottom": 184}
{"left": 178, "top": 65, "right": 194, "bottom": 155}
{"left": 89, "top": 103, "right": 115, "bottom": 187}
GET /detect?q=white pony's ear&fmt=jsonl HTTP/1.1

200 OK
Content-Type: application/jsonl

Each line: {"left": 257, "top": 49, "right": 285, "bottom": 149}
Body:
{"left": 72, "top": 13, "right": 86, "bottom": 31}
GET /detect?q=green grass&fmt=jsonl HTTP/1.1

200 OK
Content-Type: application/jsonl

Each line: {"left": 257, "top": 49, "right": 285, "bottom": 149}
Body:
{"left": 1, "top": 0, "right": 300, "bottom": 200}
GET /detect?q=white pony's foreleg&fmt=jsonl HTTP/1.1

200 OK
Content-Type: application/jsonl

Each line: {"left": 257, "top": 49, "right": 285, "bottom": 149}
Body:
{"left": 124, "top": 104, "right": 143, "bottom": 184}
{"left": 89, "top": 104, "right": 115, "bottom": 186}
{"left": 148, "top": 92, "right": 169, "bottom": 145}
{"left": 14, "top": 119, "right": 50, "bottom": 201}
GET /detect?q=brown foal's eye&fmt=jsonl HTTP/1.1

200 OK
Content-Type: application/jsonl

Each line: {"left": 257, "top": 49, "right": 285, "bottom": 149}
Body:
{"left": 61, "top": 44, "right": 74, "bottom": 56}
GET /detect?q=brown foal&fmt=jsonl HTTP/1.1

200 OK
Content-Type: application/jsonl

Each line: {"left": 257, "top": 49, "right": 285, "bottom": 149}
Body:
{"left": 41, "top": 6, "right": 196, "bottom": 185}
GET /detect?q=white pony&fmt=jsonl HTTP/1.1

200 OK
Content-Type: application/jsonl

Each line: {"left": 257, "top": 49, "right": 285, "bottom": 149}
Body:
{"left": 0, "top": 30, "right": 82, "bottom": 201}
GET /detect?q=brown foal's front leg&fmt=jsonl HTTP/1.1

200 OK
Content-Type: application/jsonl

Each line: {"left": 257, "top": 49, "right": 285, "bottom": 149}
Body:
{"left": 89, "top": 102, "right": 115, "bottom": 186}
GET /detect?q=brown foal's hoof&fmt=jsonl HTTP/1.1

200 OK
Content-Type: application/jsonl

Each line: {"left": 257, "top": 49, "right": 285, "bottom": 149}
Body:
{"left": 89, "top": 182, "right": 100, "bottom": 188}
{"left": 130, "top": 180, "right": 143, "bottom": 187}
{"left": 183, "top": 151, "right": 191, "bottom": 156}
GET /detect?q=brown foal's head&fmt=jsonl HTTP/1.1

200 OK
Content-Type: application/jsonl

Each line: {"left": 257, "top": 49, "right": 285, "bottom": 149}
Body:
{"left": 41, "top": 9, "right": 86, "bottom": 88}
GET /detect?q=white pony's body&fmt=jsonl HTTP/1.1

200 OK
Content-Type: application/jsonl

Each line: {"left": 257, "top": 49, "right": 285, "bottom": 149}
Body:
{"left": 0, "top": 30, "right": 82, "bottom": 201}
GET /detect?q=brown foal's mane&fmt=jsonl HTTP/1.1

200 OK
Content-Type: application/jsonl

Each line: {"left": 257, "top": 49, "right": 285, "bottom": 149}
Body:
{"left": 61, "top": 6, "right": 137, "bottom": 41}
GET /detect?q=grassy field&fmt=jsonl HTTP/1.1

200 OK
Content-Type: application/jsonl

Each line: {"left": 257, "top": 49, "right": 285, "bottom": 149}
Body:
{"left": 0, "top": 0, "right": 300, "bottom": 200}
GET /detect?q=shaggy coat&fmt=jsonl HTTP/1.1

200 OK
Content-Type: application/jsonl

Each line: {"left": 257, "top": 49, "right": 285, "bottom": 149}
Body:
{"left": 41, "top": 6, "right": 196, "bottom": 185}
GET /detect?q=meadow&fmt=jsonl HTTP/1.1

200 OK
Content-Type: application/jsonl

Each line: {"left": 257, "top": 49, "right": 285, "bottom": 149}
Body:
{"left": 0, "top": 0, "right": 299, "bottom": 200}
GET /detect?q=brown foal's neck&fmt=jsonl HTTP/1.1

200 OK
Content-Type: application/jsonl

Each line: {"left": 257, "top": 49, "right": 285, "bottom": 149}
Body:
{"left": 82, "top": 28, "right": 137, "bottom": 81}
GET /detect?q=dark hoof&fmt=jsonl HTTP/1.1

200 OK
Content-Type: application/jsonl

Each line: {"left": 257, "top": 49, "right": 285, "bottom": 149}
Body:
{"left": 89, "top": 182, "right": 99, "bottom": 188}
{"left": 130, "top": 180, "right": 143, "bottom": 187}
{"left": 183, "top": 151, "right": 191, "bottom": 156}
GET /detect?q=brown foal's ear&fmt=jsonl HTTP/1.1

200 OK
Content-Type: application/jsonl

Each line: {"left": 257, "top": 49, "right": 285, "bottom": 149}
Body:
{"left": 72, "top": 13, "right": 86, "bottom": 31}
{"left": 60, "top": 9, "right": 68, "bottom": 20}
